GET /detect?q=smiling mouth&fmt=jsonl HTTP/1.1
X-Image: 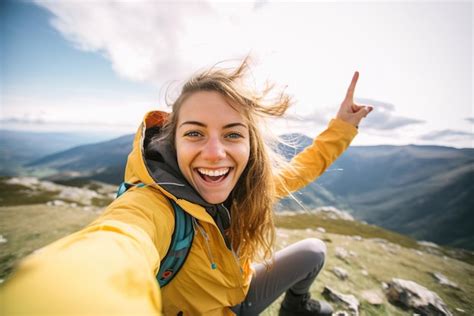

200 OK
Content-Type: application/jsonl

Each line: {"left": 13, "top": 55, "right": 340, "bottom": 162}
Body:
{"left": 196, "top": 167, "right": 232, "bottom": 183}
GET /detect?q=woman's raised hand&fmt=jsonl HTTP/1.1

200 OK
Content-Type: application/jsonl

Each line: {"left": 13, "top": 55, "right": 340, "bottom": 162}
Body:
{"left": 336, "top": 71, "right": 373, "bottom": 128}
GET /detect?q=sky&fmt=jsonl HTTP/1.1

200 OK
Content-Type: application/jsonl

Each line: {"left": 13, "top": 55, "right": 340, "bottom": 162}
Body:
{"left": 1, "top": 0, "right": 473, "bottom": 148}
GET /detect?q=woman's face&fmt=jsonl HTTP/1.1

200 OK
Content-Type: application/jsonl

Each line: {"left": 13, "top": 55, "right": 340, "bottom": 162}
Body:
{"left": 175, "top": 91, "right": 250, "bottom": 204}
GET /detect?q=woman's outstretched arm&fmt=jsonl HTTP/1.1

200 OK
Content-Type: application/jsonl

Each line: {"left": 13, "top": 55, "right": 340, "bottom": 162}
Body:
{"left": 275, "top": 71, "right": 373, "bottom": 197}
{"left": 0, "top": 187, "right": 174, "bottom": 315}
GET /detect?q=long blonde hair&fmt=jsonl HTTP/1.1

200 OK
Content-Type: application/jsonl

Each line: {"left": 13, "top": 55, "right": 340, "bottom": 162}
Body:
{"left": 164, "top": 58, "right": 291, "bottom": 264}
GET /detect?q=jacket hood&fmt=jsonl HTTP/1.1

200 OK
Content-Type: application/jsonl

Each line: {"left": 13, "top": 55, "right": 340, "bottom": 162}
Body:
{"left": 124, "top": 111, "right": 231, "bottom": 245}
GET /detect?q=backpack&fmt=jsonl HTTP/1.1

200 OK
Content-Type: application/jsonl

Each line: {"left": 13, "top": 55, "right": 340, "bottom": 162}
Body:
{"left": 116, "top": 182, "right": 194, "bottom": 287}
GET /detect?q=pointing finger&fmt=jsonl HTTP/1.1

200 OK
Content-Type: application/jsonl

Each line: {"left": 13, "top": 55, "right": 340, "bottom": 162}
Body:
{"left": 344, "top": 71, "right": 359, "bottom": 102}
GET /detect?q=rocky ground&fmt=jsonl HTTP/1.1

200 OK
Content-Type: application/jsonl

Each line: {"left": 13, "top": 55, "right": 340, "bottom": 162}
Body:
{"left": 260, "top": 226, "right": 473, "bottom": 315}
{"left": 0, "top": 177, "right": 472, "bottom": 315}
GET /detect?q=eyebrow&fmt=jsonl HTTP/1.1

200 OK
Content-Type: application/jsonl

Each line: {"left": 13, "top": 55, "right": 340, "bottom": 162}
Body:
{"left": 178, "top": 121, "right": 248, "bottom": 129}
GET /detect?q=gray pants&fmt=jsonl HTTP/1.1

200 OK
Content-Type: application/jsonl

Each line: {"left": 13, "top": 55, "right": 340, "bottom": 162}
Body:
{"left": 231, "top": 238, "right": 327, "bottom": 316}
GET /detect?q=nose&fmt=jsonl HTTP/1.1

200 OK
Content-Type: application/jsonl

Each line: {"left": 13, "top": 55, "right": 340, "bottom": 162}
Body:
{"left": 201, "top": 137, "right": 226, "bottom": 162}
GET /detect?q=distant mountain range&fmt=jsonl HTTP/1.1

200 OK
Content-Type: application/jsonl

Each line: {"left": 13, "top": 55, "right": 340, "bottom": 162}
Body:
{"left": 277, "top": 134, "right": 474, "bottom": 250}
{"left": 1, "top": 130, "right": 473, "bottom": 250}
{"left": 0, "top": 130, "right": 123, "bottom": 176}
{"left": 26, "top": 134, "right": 133, "bottom": 184}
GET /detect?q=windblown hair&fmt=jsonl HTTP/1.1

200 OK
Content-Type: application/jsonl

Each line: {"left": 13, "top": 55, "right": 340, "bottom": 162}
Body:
{"left": 164, "top": 58, "right": 292, "bottom": 265}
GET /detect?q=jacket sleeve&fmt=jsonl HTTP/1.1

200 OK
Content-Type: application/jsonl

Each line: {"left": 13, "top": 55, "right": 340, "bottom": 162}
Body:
{"left": 0, "top": 186, "right": 173, "bottom": 316}
{"left": 275, "top": 118, "right": 358, "bottom": 198}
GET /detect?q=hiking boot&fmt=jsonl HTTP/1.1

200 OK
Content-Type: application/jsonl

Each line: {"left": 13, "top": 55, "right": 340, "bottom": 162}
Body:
{"left": 279, "top": 291, "right": 333, "bottom": 316}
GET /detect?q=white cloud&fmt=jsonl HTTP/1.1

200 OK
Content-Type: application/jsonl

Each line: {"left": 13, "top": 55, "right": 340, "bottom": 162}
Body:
{"left": 32, "top": 0, "right": 472, "bottom": 147}
{"left": 36, "top": 1, "right": 255, "bottom": 84}
{"left": 420, "top": 129, "right": 474, "bottom": 141}
{"left": 1, "top": 92, "right": 159, "bottom": 133}
{"left": 356, "top": 98, "right": 425, "bottom": 130}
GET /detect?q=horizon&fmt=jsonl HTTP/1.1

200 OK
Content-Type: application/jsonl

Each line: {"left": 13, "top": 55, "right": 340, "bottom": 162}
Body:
{"left": 1, "top": 0, "right": 473, "bottom": 148}
{"left": 2, "top": 127, "right": 473, "bottom": 151}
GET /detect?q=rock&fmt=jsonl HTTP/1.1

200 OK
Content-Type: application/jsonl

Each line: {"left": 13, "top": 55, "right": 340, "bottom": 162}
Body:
{"left": 388, "top": 248, "right": 398, "bottom": 255}
{"left": 58, "top": 187, "right": 99, "bottom": 204}
{"left": 418, "top": 241, "right": 440, "bottom": 248}
{"left": 361, "top": 270, "right": 368, "bottom": 276}
{"left": 49, "top": 200, "right": 66, "bottom": 206}
{"left": 361, "top": 290, "right": 384, "bottom": 305}
{"left": 349, "top": 250, "right": 358, "bottom": 257}
{"left": 317, "top": 227, "right": 326, "bottom": 233}
{"left": 335, "top": 247, "right": 349, "bottom": 261}
{"left": 276, "top": 210, "right": 297, "bottom": 216}
{"left": 418, "top": 241, "right": 443, "bottom": 256}
{"left": 370, "top": 238, "right": 388, "bottom": 244}
{"left": 314, "top": 206, "right": 355, "bottom": 221}
{"left": 352, "top": 235, "right": 362, "bottom": 241}
{"left": 322, "top": 286, "right": 359, "bottom": 316}
{"left": 385, "top": 278, "right": 452, "bottom": 316}
{"left": 5, "top": 177, "right": 40, "bottom": 186}
{"left": 277, "top": 231, "right": 289, "bottom": 238}
{"left": 0, "top": 235, "right": 7, "bottom": 243}
{"left": 332, "top": 267, "right": 349, "bottom": 280}
{"left": 431, "top": 272, "right": 459, "bottom": 289}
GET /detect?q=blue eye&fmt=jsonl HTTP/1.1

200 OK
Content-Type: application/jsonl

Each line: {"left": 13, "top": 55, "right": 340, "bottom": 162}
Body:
{"left": 184, "top": 131, "right": 202, "bottom": 137}
{"left": 226, "top": 132, "right": 244, "bottom": 139}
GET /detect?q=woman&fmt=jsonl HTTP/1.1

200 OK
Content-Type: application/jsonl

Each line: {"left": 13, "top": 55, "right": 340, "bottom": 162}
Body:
{"left": 1, "top": 60, "right": 372, "bottom": 315}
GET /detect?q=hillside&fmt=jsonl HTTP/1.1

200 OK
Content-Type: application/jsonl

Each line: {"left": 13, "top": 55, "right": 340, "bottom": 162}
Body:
{"left": 26, "top": 134, "right": 133, "bottom": 183}
{"left": 0, "top": 183, "right": 472, "bottom": 315}
{"left": 278, "top": 136, "right": 474, "bottom": 250}
{"left": 0, "top": 130, "right": 118, "bottom": 176}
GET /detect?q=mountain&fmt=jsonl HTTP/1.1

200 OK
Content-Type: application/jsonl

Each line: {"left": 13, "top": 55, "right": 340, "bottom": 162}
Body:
{"left": 26, "top": 134, "right": 134, "bottom": 184}
{"left": 17, "top": 133, "right": 474, "bottom": 250}
{"left": 278, "top": 134, "right": 474, "bottom": 250}
{"left": 0, "top": 130, "right": 124, "bottom": 176}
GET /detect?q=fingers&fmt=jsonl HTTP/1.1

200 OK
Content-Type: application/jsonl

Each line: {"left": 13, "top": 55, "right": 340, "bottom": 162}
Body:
{"left": 356, "top": 106, "right": 373, "bottom": 119}
{"left": 344, "top": 71, "right": 359, "bottom": 102}
{"left": 351, "top": 104, "right": 362, "bottom": 113}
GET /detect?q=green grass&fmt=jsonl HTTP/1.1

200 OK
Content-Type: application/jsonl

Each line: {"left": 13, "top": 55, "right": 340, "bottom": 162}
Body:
{"left": 1, "top": 205, "right": 472, "bottom": 315}
{"left": 274, "top": 213, "right": 474, "bottom": 266}
{"left": 51, "top": 178, "right": 108, "bottom": 192}
{"left": 0, "top": 181, "right": 59, "bottom": 206}
{"left": 262, "top": 227, "right": 474, "bottom": 315}
{"left": 0, "top": 204, "right": 100, "bottom": 281}
{"left": 275, "top": 213, "right": 419, "bottom": 248}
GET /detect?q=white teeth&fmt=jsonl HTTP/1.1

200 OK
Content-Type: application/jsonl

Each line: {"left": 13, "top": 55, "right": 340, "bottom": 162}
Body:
{"left": 197, "top": 168, "right": 230, "bottom": 177}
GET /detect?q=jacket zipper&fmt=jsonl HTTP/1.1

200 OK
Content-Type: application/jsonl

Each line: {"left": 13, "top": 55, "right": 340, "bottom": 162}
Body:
{"left": 193, "top": 218, "right": 243, "bottom": 281}
{"left": 193, "top": 218, "right": 217, "bottom": 270}
{"left": 221, "top": 204, "right": 243, "bottom": 273}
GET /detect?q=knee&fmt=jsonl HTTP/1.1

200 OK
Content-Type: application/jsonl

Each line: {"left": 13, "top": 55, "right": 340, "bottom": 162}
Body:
{"left": 301, "top": 238, "right": 326, "bottom": 264}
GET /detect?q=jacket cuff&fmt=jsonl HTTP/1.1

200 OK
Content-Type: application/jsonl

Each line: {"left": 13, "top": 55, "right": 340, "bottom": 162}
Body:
{"left": 328, "top": 118, "right": 359, "bottom": 139}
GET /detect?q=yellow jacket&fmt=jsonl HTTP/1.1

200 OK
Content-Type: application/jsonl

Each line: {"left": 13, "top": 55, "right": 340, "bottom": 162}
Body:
{"left": 1, "top": 111, "right": 357, "bottom": 315}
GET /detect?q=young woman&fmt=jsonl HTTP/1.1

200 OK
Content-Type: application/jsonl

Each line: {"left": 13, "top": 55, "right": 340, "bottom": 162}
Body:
{"left": 2, "top": 60, "right": 372, "bottom": 315}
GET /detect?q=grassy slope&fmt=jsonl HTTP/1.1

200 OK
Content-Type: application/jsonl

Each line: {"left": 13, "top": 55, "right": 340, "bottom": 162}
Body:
{"left": 0, "top": 205, "right": 99, "bottom": 279}
{"left": 0, "top": 206, "right": 472, "bottom": 315}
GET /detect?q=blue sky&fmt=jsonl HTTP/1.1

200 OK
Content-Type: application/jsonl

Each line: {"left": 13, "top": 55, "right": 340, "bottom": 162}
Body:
{"left": 1, "top": 0, "right": 156, "bottom": 134}
{"left": 1, "top": 0, "right": 473, "bottom": 148}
